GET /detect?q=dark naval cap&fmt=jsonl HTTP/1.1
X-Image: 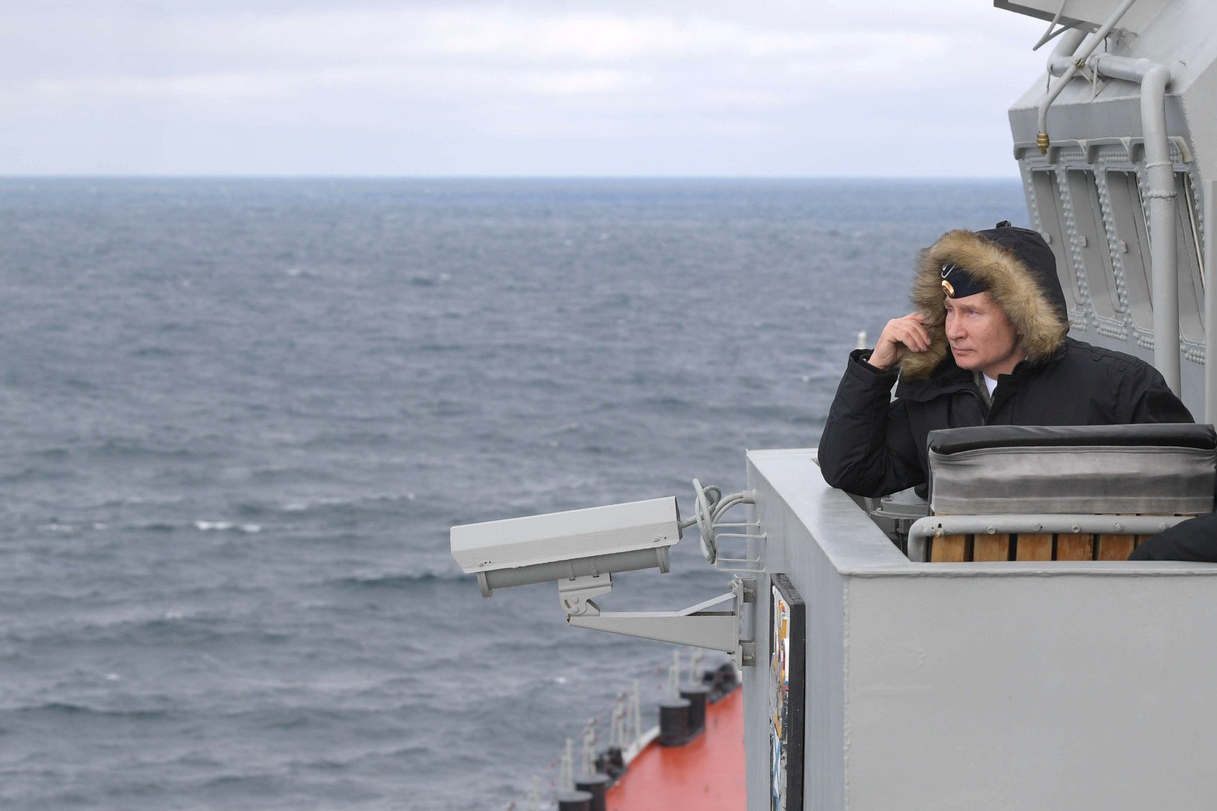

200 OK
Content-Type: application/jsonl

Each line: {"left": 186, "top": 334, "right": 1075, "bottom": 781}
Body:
{"left": 940, "top": 220, "right": 1060, "bottom": 307}
{"left": 939, "top": 261, "right": 987, "bottom": 299}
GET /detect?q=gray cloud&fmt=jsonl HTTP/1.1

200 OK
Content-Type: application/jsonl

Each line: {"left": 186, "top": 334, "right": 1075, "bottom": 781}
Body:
{"left": 0, "top": 1, "right": 1051, "bottom": 175}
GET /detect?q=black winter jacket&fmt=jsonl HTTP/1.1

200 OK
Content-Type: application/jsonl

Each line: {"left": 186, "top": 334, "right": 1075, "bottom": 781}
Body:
{"left": 818, "top": 338, "right": 1193, "bottom": 498}
{"left": 1129, "top": 511, "right": 1217, "bottom": 562}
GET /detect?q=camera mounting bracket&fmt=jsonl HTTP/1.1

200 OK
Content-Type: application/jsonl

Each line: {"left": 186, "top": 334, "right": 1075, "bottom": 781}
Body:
{"left": 563, "top": 575, "right": 757, "bottom": 667}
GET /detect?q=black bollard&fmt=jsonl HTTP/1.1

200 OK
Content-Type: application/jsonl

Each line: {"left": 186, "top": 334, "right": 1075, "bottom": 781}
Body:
{"left": 556, "top": 789, "right": 592, "bottom": 811}
{"left": 575, "top": 773, "right": 610, "bottom": 811}
{"left": 658, "top": 697, "right": 692, "bottom": 746}
{"left": 680, "top": 685, "right": 709, "bottom": 736}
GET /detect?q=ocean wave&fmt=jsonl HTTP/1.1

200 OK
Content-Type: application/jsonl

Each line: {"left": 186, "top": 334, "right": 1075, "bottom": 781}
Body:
{"left": 36, "top": 521, "right": 91, "bottom": 534}
{"left": 61, "top": 517, "right": 265, "bottom": 534}
{"left": 132, "top": 344, "right": 177, "bottom": 359}
{"left": 37, "top": 512, "right": 284, "bottom": 538}
{"left": 194, "top": 520, "right": 262, "bottom": 533}
{"left": 117, "top": 519, "right": 262, "bottom": 534}
{"left": 4, "top": 611, "right": 292, "bottom": 648}
{"left": 327, "top": 570, "right": 462, "bottom": 590}
{"left": 13, "top": 702, "right": 171, "bottom": 721}
{"left": 279, "top": 492, "right": 417, "bottom": 514}
{"left": 199, "top": 773, "right": 286, "bottom": 792}
{"left": 413, "top": 341, "right": 465, "bottom": 352}
{"left": 90, "top": 438, "right": 214, "bottom": 460}
{"left": 131, "top": 521, "right": 179, "bottom": 533}
{"left": 284, "top": 743, "right": 434, "bottom": 772}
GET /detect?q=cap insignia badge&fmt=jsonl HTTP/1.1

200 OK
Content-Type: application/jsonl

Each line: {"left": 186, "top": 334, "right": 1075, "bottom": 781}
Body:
{"left": 940, "top": 262, "right": 957, "bottom": 297}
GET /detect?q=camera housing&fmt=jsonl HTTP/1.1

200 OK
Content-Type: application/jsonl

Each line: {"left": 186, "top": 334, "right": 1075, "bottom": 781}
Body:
{"left": 450, "top": 496, "right": 682, "bottom": 597}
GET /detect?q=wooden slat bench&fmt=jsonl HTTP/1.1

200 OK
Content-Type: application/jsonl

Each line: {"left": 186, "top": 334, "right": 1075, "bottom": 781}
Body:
{"left": 927, "top": 529, "right": 1164, "bottom": 562}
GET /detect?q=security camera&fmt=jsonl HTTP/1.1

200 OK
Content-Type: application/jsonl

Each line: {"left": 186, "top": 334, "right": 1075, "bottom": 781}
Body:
{"left": 450, "top": 496, "right": 682, "bottom": 598}
{"left": 451, "top": 488, "right": 757, "bottom": 666}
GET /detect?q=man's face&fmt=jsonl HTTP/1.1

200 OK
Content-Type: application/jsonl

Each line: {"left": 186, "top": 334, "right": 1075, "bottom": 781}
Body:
{"left": 944, "top": 292, "right": 1024, "bottom": 378}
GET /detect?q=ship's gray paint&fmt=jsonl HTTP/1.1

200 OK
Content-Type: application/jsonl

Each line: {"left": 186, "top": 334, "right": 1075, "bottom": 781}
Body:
{"left": 741, "top": 4, "right": 1217, "bottom": 808}
{"left": 1006, "top": 1, "right": 1217, "bottom": 416}
{"left": 744, "top": 448, "right": 1217, "bottom": 811}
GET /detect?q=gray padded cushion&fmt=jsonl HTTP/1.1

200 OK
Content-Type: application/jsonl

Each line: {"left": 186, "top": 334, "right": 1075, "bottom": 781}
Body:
{"left": 927, "top": 424, "right": 1217, "bottom": 515}
{"left": 928, "top": 423, "right": 1217, "bottom": 454}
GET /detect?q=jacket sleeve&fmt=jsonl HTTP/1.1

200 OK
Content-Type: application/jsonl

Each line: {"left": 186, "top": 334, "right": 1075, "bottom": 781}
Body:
{"left": 817, "top": 350, "right": 927, "bottom": 497}
{"left": 1128, "top": 512, "right": 1217, "bottom": 562}
{"left": 1121, "top": 362, "right": 1195, "bottom": 424}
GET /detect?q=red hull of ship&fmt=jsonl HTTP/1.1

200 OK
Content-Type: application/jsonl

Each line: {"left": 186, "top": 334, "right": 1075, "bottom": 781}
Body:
{"left": 606, "top": 687, "right": 745, "bottom": 811}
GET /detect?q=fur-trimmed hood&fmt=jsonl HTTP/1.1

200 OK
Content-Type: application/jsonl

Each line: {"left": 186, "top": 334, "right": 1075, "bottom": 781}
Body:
{"left": 900, "top": 223, "right": 1068, "bottom": 379}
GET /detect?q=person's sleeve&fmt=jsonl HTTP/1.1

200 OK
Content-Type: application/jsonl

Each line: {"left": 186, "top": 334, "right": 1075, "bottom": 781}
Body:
{"left": 1123, "top": 363, "right": 1194, "bottom": 423}
{"left": 817, "top": 349, "right": 926, "bottom": 497}
{"left": 1128, "top": 512, "right": 1217, "bottom": 562}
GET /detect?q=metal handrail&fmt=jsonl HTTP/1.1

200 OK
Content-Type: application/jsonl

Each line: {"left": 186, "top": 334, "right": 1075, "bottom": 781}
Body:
{"left": 906, "top": 513, "right": 1190, "bottom": 562}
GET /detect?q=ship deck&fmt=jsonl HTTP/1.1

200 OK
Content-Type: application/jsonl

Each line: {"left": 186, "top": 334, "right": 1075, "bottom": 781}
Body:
{"left": 605, "top": 686, "right": 745, "bottom": 811}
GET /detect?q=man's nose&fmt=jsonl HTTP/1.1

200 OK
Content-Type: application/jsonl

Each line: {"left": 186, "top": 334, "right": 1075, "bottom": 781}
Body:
{"left": 945, "top": 315, "right": 964, "bottom": 339}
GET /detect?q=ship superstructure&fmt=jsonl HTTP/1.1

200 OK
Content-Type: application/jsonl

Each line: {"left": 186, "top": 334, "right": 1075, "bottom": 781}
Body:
{"left": 739, "top": 4, "right": 1217, "bottom": 809}
{"left": 1003, "top": 0, "right": 1217, "bottom": 413}
{"left": 453, "top": 3, "right": 1217, "bottom": 809}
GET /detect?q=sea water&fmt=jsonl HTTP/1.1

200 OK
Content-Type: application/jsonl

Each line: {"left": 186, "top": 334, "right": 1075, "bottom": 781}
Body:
{"left": 0, "top": 177, "right": 1026, "bottom": 810}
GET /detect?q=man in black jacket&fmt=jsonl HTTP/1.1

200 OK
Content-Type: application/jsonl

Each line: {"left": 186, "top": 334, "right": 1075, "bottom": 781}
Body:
{"left": 818, "top": 222, "right": 1193, "bottom": 498}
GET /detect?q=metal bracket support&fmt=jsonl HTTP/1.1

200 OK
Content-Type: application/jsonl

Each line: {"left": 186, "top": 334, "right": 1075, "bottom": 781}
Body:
{"left": 564, "top": 576, "right": 757, "bottom": 667}
{"left": 558, "top": 573, "right": 614, "bottom": 616}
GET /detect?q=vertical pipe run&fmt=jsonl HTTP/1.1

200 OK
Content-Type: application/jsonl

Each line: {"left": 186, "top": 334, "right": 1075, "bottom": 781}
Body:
{"left": 1205, "top": 181, "right": 1217, "bottom": 422}
{"left": 1086, "top": 55, "right": 1179, "bottom": 394}
{"left": 1141, "top": 64, "right": 1181, "bottom": 394}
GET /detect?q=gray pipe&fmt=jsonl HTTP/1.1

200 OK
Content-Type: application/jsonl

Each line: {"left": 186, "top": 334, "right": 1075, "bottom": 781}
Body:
{"left": 1042, "top": 46, "right": 1179, "bottom": 392}
{"left": 1206, "top": 180, "right": 1216, "bottom": 422}
{"left": 1046, "top": 26, "right": 1088, "bottom": 71}
{"left": 1036, "top": 0, "right": 1139, "bottom": 153}
{"left": 1092, "top": 55, "right": 1179, "bottom": 393}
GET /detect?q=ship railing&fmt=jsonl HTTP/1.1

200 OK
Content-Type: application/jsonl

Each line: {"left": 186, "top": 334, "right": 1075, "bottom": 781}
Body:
{"left": 906, "top": 512, "right": 1191, "bottom": 563}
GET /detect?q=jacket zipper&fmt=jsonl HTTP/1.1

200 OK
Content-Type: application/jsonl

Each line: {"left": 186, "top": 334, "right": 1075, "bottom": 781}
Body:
{"left": 967, "top": 388, "right": 989, "bottom": 425}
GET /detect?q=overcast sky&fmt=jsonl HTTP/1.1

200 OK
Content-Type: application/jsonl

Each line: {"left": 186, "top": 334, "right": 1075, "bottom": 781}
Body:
{"left": 1, "top": 1, "right": 1053, "bottom": 177}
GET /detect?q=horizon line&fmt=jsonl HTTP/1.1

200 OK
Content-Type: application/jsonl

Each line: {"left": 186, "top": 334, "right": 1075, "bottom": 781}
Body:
{"left": 0, "top": 173, "right": 1025, "bottom": 182}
